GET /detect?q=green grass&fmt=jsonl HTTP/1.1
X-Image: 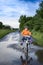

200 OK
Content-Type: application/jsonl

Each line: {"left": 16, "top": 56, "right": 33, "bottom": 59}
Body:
{"left": 32, "top": 30, "right": 43, "bottom": 46}
{"left": 0, "top": 29, "right": 15, "bottom": 39}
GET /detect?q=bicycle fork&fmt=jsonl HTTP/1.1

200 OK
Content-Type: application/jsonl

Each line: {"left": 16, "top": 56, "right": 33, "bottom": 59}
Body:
{"left": 26, "top": 43, "right": 28, "bottom": 63}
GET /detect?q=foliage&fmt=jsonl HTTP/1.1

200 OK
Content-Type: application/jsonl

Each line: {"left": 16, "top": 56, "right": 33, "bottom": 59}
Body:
{"left": 0, "top": 22, "right": 11, "bottom": 30}
{"left": 0, "top": 22, "right": 3, "bottom": 29}
{"left": 19, "top": 15, "right": 32, "bottom": 31}
{"left": 19, "top": 1, "right": 43, "bottom": 32}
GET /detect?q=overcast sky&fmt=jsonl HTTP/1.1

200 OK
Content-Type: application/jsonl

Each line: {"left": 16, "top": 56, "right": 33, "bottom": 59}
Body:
{"left": 0, "top": 0, "right": 41, "bottom": 28}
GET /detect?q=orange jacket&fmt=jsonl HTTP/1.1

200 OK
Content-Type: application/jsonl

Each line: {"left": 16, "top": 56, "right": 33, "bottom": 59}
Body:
{"left": 21, "top": 29, "right": 31, "bottom": 36}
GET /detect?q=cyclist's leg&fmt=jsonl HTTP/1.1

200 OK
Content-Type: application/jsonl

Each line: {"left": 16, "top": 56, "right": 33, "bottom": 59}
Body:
{"left": 28, "top": 36, "right": 33, "bottom": 49}
{"left": 21, "top": 36, "right": 25, "bottom": 45}
{"left": 29, "top": 36, "right": 32, "bottom": 44}
{"left": 22, "top": 36, "right": 25, "bottom": 42}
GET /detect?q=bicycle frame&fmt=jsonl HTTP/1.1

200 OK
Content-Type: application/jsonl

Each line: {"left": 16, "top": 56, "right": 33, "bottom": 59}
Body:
{"left": 20, "top": 38, "right": 32, "bottom": 65}
{"left": 25, "top": 38, "right": 29, "bottom": 62}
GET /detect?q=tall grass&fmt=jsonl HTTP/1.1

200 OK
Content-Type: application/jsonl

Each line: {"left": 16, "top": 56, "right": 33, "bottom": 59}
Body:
{"left": 0, "top": 29, "right": 15, "bottom": 39}
{"left": 32, "top": 30, "right": 43, "bottom": 46}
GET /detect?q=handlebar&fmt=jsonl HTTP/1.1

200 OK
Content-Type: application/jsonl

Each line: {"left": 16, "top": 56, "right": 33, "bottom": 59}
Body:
{"left": 24, "top": 36, "right": 31, "bottom": 43}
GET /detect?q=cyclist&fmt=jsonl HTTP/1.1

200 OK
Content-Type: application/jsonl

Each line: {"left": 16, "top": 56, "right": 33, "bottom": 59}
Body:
{"left": 21, "top": 26, "right": 32, "bottom": 45}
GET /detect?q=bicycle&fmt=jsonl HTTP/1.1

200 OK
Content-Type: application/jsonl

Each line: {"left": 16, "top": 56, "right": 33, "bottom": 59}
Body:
{"left": 20, "top": 36, "right": 33, "bottom": 65}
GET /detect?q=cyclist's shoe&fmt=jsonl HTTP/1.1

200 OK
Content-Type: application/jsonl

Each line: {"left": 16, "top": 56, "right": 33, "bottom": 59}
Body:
{"left": 21, "top": 42, "right": 23, "bottom": 45}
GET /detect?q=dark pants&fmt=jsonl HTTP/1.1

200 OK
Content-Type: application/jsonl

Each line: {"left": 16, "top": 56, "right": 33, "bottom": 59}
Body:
{"left": 22, "top": 36, "right": 31, "bottom": 42}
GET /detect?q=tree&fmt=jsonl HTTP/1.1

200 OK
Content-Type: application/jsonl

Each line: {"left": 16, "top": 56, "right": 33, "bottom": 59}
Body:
{"left": 19, "top": 1, "right": 43, "bottom": 32}
{"left": 36, "top": 1, "right": 43, "bottom": 18}
{"left": 19, "top": 15, "right": 32, "bottom": 30}
{"left": 4, "top": 25, "right": 11, "bottom": 29}
{"left": 0, "top": 22, "right": 3, "bottom": 29}
{"left": 19, "top": 15, "right": 27, "bottom": 30}
{"left": 19, "top": 15, "right": 27, "bottom": 23}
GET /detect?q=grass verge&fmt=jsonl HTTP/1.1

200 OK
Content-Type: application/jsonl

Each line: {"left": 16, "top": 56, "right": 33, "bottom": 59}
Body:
{"left": 0, "top": 29, "right": 15, "bottom": 39}
{"left": 32, "top": 30, "right": 43, "bottom": 46}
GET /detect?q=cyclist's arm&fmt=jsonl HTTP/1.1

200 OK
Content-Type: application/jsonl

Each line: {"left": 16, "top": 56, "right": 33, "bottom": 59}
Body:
{"left": 28, "top": 31, "right": 31, "bottom": 36}
{"left": 21, "top": 30, "right": 24, "bottom": 36}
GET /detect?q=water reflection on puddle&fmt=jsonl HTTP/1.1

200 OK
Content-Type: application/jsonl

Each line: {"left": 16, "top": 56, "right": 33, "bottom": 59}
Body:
{"left": 8, "top": 43, "right": 43, "bottom": 65}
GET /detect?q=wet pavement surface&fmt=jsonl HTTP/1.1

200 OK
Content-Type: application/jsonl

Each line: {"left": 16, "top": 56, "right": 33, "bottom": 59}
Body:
{"left": 0, "top": 32, "right": 43, "bottom": 65}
